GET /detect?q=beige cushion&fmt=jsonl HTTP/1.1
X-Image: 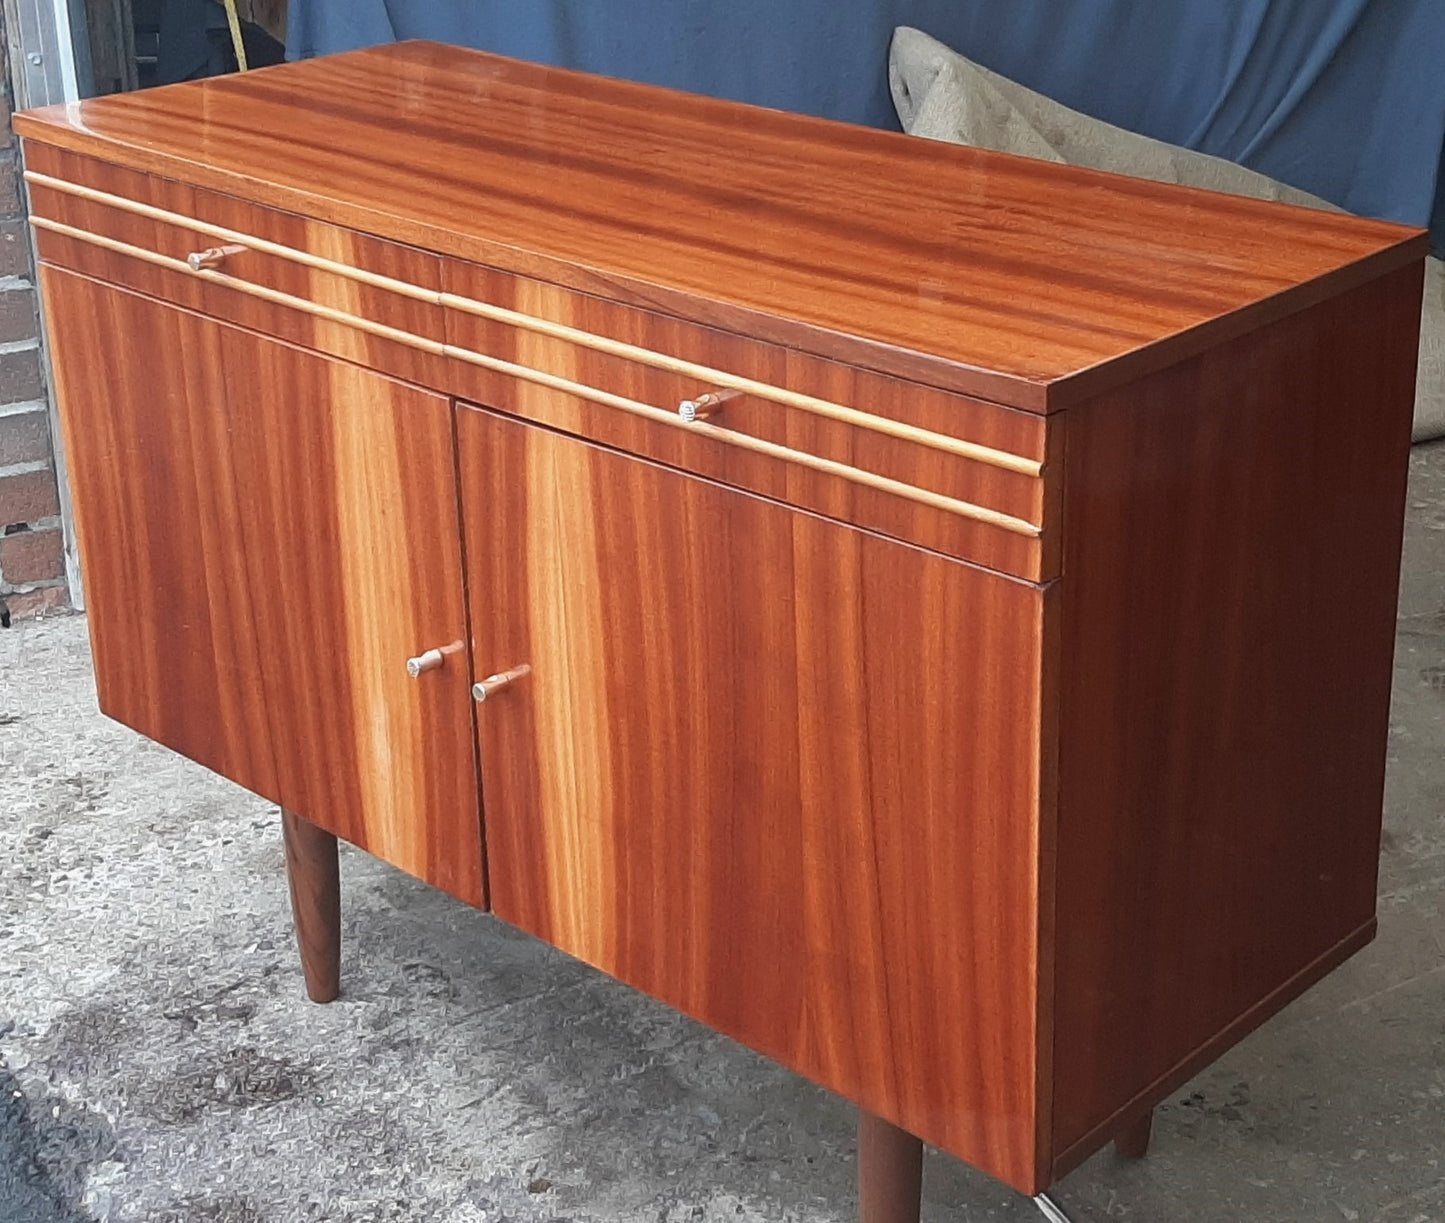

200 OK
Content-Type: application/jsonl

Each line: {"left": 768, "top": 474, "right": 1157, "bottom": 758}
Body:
{"left": 889, "top": 25, "right": 1444, "bottom": 441}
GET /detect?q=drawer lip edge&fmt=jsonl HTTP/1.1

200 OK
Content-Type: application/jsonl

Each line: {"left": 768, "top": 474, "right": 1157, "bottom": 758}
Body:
{"left": 456, "top": 397, "right": 1057, "bottom": 588}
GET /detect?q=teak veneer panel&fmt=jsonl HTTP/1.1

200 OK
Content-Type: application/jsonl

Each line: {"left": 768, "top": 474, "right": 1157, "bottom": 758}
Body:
{"left": 40, "top": 264, "right": 279, "bottom": 799}
{"left": 26, "top": 144, "right": 448, "bottom": 390}
{"left": 40, "top": 269, "right": 485, "bottom": 908}
{"left": 458, "top": 405, "right": 1052, "bottom": 1191}
{"left": 14, "top": 41, "right": 1427, "bottom": 409}
{"left": 217, "top": 316, "right": 484, "bottom": 909}
{"left": 1049, "top": 265, "right": 1423, "bottom": 1174}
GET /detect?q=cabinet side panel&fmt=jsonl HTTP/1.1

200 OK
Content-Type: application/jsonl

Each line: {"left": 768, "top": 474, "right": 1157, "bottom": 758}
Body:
{"left": 458, "top": 406, "right": 1050, "bottom": 1191}
{"left": 38, "top": 265, "right": 279, "bottom": 798}
{"left": 1051, "top": 264, "right": 1424, "bottom": 1167}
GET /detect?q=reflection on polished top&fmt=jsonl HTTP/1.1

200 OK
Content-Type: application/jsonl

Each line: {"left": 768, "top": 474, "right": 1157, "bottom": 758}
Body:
{"left": 14, "top": 39, "right": 1427, "bottom": 410}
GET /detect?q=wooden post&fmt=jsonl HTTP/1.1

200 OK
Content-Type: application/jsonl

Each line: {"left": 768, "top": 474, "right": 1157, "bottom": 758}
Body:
{"left": 280, "top": 808, "right": 341, "bottom": 1003}
{"left": 858, "top": 1108, "right": 923, "bottom": 1223}
{"left": 1114, "top": 1109, "right": 1153, "bottom": 1159}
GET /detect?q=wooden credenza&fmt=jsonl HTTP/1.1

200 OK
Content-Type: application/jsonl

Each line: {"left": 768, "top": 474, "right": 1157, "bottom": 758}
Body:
{"left": 18, "top": 42, "right": 1427, "bottom": 1213}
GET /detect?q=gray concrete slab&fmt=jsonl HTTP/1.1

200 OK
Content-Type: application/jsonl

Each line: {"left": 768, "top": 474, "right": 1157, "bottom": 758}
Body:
{"left": 1, "top": 442, "right": 1442, "bottom": 1223}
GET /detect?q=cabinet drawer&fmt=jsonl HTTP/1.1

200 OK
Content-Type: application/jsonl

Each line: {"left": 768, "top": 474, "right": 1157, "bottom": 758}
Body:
{"left": 25, "top": 144, "right": 447, "bottom": 388}
{"left": 444, "top": 263, "right": 1057, "bottom": 581}
{"left": 25, "top": 144, "right": 1056, "bottom": 580}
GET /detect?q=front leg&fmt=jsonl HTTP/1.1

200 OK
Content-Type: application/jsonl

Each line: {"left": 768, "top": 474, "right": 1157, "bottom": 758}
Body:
{"left": 1114, "top": 1109, "right": 1153, "bottom": 1159}
{"left": 858, "top": 1108, "right": 923, "bottom": 1223}
{"left": 280, "top": 808, "right": 341, "bottom": 1002}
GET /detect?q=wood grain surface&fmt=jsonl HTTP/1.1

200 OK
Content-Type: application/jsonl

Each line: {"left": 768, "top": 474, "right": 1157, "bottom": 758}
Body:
{"left": 458, "top": 404, "right": 1052, "bottom": 1191}
{"left": 1048, "top": 264, "right": 1423, "bottom": 1175}
{"left": 27, "top": 145, "right": 448, "bottom": 389}
{"left": 39, "top": 264, "right": 280, "bottom": 799}
{"left": 41, "top": 269, "right": 485, "bottom": 907}
{"left": 217, "top": 309, "right": 485, "bottom": 907}
{"left": 445, "top": 260, "right": 1055, "bottom": 579}
{"left": 16, "top": 41, "right": 1426, "bottom": 410}
{"left": 281, "top": 808, "right": 342, "bottom": 1003}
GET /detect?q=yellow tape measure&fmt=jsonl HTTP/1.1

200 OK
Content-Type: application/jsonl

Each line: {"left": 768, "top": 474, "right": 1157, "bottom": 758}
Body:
{"left": 222, "top": 0, "right": 249, "bottom": 72}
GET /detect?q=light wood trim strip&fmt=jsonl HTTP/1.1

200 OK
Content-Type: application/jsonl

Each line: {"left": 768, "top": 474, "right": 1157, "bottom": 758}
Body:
{"left": 31, "top": 214, "right": 447, "bottom": 347}
{"left": 437, "top": 290, "right": 1043, "bottom": 475}
{"left": 25, "top": 170, "right": 1043, "bottom": 479}
{"left": 440, "top": 342, "right": 1041, "bottom": 534}
{"left": 26, "top": 171, "right": 441, "bottom": 302}
{"left": 29, "top": 214, "right": 1042, "bottom": 538}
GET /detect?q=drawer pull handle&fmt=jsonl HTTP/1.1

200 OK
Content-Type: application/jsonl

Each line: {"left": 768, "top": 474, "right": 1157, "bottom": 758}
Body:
{"left": 405, "top": 640, "right": 463, "bottom": 678}
{"left": 405, "top": 648, "right": 444, "bottom": 678}
{"left": 187, "top": 243, "right": 246, "bottom": 271}
{"left": 678, "top": 390, "right": 739, "bottom": 422}
{"left": 472, "top": 664, "right": 532, "bottom": 703}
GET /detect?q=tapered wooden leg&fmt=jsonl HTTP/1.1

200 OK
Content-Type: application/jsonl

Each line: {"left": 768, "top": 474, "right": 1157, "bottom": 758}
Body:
{"left": 280, "top": 807, "right": 340, "bottom": 1003}
{"left": 858, "top": 1108, "right": 923, "bottom": 1223}
{"left": 1114, "top": 1108, "right": 1153, "bottom": 1159}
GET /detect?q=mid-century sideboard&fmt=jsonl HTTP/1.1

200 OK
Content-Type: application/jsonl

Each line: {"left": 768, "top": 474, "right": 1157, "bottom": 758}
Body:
{"left": 17, "top": 41, "right": 1426, "bottom": 1221}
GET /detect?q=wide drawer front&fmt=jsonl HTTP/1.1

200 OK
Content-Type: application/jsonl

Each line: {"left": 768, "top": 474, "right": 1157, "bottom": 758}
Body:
{"left": 25, "top": 146, "right": 1056, "bottom": 580}
{"left": 442, "top": 264, "right": 1055, "bottom": 580}
{"left": 25, "top": 144, "right": 449, "bottom": 390}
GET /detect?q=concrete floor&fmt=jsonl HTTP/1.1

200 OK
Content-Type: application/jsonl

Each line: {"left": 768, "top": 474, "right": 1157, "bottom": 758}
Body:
{"left": 1, "top": 443, "right": 1442, "bottom": 1223}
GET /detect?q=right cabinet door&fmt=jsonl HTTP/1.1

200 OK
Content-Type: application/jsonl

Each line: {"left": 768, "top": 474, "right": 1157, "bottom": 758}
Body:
{"left": 42, "top": 268, "right": 485, "bottom": 907}
{"left": 457, "top": 402, "right": 1050, "bottom": 1188}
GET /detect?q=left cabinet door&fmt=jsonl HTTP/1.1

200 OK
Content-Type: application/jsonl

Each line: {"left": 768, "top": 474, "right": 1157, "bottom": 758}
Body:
{"left": 42, "top": 269, "right": 485, "bottom": 906}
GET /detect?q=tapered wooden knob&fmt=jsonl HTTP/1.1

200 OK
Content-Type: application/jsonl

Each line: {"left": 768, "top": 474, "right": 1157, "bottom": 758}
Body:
{"left": 406, "top": 648, "right": 445, "bottom": 678}
{"left": 186, "top": 243, "right": 247, "bottom": 270}
{"left": 472, "top": 663, "right": 531, "bottom": 703}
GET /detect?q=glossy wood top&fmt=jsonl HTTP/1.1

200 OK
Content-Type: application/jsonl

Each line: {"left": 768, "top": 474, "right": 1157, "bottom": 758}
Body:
{"left": 16, "top": 41, "right": 1427, "bottom": 411}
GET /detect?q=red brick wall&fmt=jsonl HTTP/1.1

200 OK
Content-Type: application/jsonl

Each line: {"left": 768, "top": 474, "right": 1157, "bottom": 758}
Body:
{"left": 0, "top": 13, "right": 68, "bottom": 620}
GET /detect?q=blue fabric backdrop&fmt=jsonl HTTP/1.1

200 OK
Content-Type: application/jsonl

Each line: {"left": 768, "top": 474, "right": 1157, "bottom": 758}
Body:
{"left": 287, "top": 1, "right": 1445, "bottom": 251}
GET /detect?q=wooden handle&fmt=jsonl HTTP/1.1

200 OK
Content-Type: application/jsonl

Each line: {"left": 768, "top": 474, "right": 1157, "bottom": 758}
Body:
{"left": 187, "top": 243, "right": 247, "bottom": 271}
{"left": 472, "top": 663, "right": 532, "bottom": 703}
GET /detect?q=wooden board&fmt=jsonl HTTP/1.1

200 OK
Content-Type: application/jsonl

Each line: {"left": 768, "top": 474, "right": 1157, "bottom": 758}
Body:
{"left": 457, "top": 403, "right": 1053, "bottom": 1191}
{"left": 1048, "top": 264, "right": 1424, "bottom": 1173}
{"left": 40, "top": 268, "right": 486, "bottom": 907}
{"left": 217, "top": 309, "right": 485, "bottom": 908}
{"left": 40, "top": 264, "right": 279, "bottom": 799}
{"left": 15, "top": 42, "right": 1426, "bottom": 410}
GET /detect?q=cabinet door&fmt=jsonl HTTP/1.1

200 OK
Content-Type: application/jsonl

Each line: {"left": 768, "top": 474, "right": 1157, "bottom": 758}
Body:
{"left": 42, "top": 265, "right": 278, "bottom": 797}
{"left": 41, "top": 269, "right": 484, "bottom": 906}
{"left": 217, "top": 320, "right": 485, "bottom": 907}
{"left": 457, "top": 403, "right": 1049, "bottom": 1189}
